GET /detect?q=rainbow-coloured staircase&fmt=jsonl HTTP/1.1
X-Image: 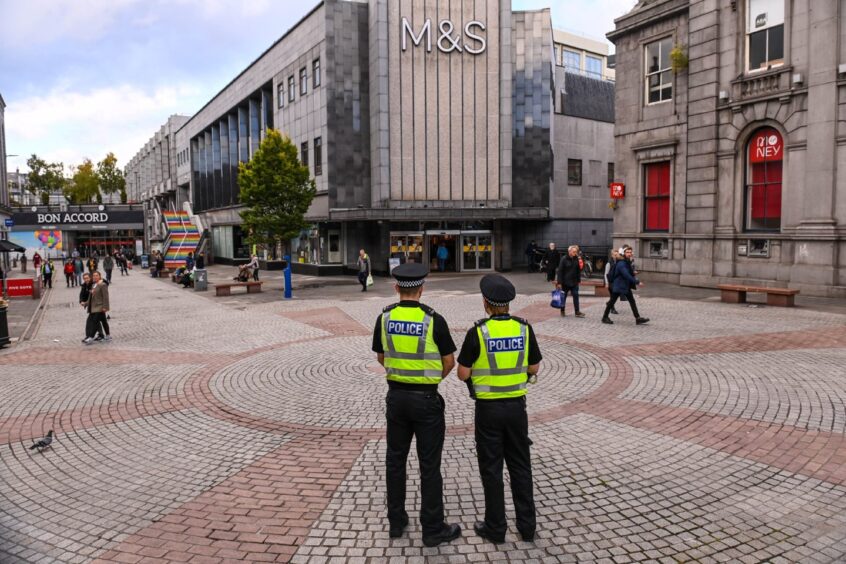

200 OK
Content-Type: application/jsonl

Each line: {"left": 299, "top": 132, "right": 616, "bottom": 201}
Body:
{"left": 163, "top": 210, "right": 200, "bottom": 269}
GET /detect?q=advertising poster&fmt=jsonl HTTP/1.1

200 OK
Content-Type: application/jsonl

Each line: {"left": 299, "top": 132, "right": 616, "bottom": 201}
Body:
{"left": 9, "top": 230, "right": 63, "bottom": 259}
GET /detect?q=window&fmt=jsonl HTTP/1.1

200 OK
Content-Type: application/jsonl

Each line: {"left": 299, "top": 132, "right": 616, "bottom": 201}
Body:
{"left": 314, "top": 137, "right": 323, "bottom": 176}
{"left": 313, "top": 58, "right": 321, "bottom": 88}
{"left": 288, "top": 76, "right": 295, "bottom": 102}
{"left": 567, "top": 159, "right": 582, "bottom": 185}
{"left": 277, "top": 83, "right": 285, "bottom": 108}
{"left": 585, "top": 55, "right": 602, "bottom": 78}
{"left": 299, "top": 67, "right": 307, "bottom": 95}
{"left": 563, "top": 50, "right": 581, "bottom": 73}
{"left": 607, "top": 162, "right": 615, "bottom": 185}
{"left": 645, "top": 38, "right": 673, "bottom": 104}
{"left": 301, "top": 141, "right": 308, "bottom": 169}
{"left": 747, "top": 0, "right": 784, "bottom": 71}
{"left": 745, "top": 127, "right": 782, "bottom": 231}
{"left": 644, "top": 161, "right": 671, "bottom": 231}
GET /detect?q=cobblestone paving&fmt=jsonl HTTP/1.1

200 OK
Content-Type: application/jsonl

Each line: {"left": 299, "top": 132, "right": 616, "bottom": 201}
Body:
{"left": 0, "top": 273, "right": 845, "bottom": 562}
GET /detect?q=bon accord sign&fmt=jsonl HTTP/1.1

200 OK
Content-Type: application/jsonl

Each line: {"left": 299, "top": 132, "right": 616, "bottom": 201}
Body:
{"left": 12, "top": 209, "right": 144, "bottom": 229}
{"left": 37, "top": 212, "right": 109, "bottom": 224}
{"left": 402, "top": 17, "right": 486, "bottom": 54}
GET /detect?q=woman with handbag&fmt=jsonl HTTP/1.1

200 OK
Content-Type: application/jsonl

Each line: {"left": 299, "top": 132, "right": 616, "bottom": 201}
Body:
{"left": 357, "top": 249, "right": 371, "bottom": 292}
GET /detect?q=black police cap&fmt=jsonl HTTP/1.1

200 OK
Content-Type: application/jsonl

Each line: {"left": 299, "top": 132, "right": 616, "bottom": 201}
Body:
{"left": 480, "top": 274, "right": 516, "bottom": 306}
{"left": 392, "top": 262, "right": 429, "bottom": 288}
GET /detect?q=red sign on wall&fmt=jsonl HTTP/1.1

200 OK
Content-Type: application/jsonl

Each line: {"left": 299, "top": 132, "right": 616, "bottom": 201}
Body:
{"left": 6, "top": 278, "right": 34, "bottom": 298}
{"left": 610, "top": 182, "right": 626, "bottom": 199}
{"left": 748, "top": 128, "right": 783, "bottom": 163}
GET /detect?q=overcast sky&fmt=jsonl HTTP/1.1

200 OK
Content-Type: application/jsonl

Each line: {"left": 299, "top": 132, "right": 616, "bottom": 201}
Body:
{"left": 0, "top": 0, "right": 636, "bottom": 175}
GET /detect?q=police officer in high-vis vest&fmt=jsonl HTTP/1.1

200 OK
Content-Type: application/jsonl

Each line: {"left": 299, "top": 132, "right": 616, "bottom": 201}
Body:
{"left": 457, "top": 274, "right": 542, "bottom": 544}
{"left": 372, "top": 263, "right": 462, "bottom": 547}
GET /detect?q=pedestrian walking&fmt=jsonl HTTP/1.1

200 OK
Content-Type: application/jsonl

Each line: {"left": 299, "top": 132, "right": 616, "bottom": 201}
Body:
{"left": 79, "top": 272, "right": 103, "bottom": 342}
{"left": 41, "top": 259, "right": 54, "bottom": 289}
{"left": 155, "top": 253, "right": 164, "bottom": 278}
{"left": 540, "top": 243, "right": 560, "bottom": 283}
{"left": 103, "top": 254, "right": 114, "bottom": 284}
{"left": 33, "top": 252, "right": 42, "bottom": 273}
{"left": 371, "top": 262, "right": 462, "bottom": 547}
{"left": 357, "top": 248, "right": 371, "bottom": 292}
{"left": 457, "top": 274, "right": 541, "bottom": 544}
{"left": 436, "top": 243, "right": 448, "bottom": 272}
{"left": 117, "top": 252, "right": 129, "bottom": 276}
{"left": 604, "top": 250, "right": 620, "bottom": 315}
{"left": 524, "top": 240, "right": 538, "bottom": 273}
{"left": 556, "top": 245, "right": 585, "bottom": 318}
{"left": 602, "top": 247, "right": 649, "bottom": 325}
{"left": 87, "top": 255, "right": 98, "bottom": 275}
{"left": 20, "top": 253, "right": 27, "bottom": 273}
{"left": 73, "top": 256, "right": 84, "bottom": 286}
{"left": 63, "top": 260, "right": 75, "bottom": 287}
{"left": 83, "top": 271, "right": 111, "bottom": 344}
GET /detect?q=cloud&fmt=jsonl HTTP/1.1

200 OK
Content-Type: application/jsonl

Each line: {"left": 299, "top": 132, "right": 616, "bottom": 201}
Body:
{"left": 4, "top": 83, "right": 206, "bottom": 173}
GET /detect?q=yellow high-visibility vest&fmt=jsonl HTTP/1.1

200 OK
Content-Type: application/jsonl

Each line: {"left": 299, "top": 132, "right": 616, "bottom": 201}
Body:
{"left": 381, "top": 305, "right": 443, "bottom": 385}
{"left": 471, "top": 317, "right": 528, "bottom": 400}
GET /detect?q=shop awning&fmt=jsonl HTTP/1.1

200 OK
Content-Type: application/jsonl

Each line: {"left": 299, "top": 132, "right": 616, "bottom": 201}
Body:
{"left": 0, "top": 239, "right": 26, "bottom": 253}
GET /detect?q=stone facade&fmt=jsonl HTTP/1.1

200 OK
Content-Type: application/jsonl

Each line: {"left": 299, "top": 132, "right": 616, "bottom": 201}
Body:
{"left": 0, "top": 92, "right": 9, "bottom": 265}
{"left": 609, "top": 0, "right": 846, "bottom": 297}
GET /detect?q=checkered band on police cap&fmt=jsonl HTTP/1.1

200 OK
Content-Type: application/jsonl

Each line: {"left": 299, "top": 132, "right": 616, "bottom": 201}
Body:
{"left": 396, "top": 278, "right": 425, "bottom": 288}
{"left": 391, "top": 262, "right": 428, "bottom": 288}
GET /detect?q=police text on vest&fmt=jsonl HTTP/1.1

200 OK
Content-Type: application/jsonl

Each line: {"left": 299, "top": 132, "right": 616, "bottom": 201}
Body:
{"left": 486, "top": 337, "right": 524, "bottom": 352}
{"left": 387, "top": 321, "right": 425, "bottom": 336}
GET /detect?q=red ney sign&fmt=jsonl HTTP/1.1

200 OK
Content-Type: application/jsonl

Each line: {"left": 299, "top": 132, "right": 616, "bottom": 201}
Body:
{"left": 749, "top": 128, "right": 783, "bottom": 163}
{"left": 610, "top": 182, "right": 625, "bottom": 199}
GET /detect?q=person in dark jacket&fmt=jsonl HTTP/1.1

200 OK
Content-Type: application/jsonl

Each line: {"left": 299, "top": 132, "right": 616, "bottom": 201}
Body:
{"left": 196, "top": 252, "right": 205, "bottom": 270}
{"left": 78, "top": 273, "right": 104, "bottom": 342}
{"left": 602, "top": 247, "right": 649, "bottom": 325}
{"left": 540, "top": 243, "right": 560, "bottom": 283}
{"left": 556, "top": 245, "right": 584, "bottom": 317}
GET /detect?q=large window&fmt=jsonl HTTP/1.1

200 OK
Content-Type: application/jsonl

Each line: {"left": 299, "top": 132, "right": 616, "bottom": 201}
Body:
{"left": 288, "top": 76, "right": 295, "bottom": 102}
{"left": 299, "top": 67, "right": 308, "bottom": 95}
{"left": 747, "top": 0, "right": 784, "bottom": 71}
{"left": 301, "top": 141, "right": 308, "bottom": 169}
{"left": 563, "top": 50, "right": 581, "bottom": 73}
{"left": 314, "top": 137, "right": 323, "bottom": 176}
{"left": 277, "top": 83, "right": 284, "bottom": 108}
{"left": 568, "top": 159, "right": 582, "bottom": 185}
{"left": 644, "top": 162, "right": 671, "bottom": 231}
{"left": 645, "top": 38, "right": 673, "bottom": 104}
{"left": 585, "top": 55, "right": 602, "bottom": 79}
{"left": 607, "top": 162, "right": 615, "bottom": 185}
{"left": 745, "top": 127, "right": 782, "bottom": 231}
{"left": 313, "top": 58, "right": 321, "bottom": 88}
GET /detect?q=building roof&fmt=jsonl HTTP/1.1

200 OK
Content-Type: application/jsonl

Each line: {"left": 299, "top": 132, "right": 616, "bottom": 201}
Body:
{"left": 559, "top": 72, "right": 615, "bottom": 123}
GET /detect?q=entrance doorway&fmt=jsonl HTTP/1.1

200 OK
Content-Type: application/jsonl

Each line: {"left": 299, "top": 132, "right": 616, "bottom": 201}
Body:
{"left": 461, "top": 233, "right": 493, "bottom": 271}
{"left": 427, "top": 234, "right": 458, "bottom": 272}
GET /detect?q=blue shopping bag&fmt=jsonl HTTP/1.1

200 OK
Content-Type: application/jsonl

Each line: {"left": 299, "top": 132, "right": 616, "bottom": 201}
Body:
{"left": 550, "top": 289, "right": 563, "bottom": 309}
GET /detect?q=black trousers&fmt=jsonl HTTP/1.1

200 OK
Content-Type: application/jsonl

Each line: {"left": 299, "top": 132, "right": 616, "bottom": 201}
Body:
{"left": 603, "top": 290, "right": 641, "bottom": 318}
{"left": 105, "top": 269, "right": 112, "bottom": 283}
{"left": 475, "top": 398, "right": 536, "bottom": 538}
{"left": 43, "top": 273, "right": 52, "bottom": 288}
{"left": 385, "top": 389, "right": 445, "bottom": 537}
{"left": 85, "top": 312, "right": 109, "bottom": 338}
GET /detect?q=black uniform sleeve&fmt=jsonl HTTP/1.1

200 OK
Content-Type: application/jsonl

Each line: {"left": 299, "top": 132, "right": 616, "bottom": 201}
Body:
{"left": 371, "top": 314, "right": 384, "bottom": 353}
{"left": 432, "top": 313, "right": 457, "bottom": 356}
{"left": 527, "top": 324, "right": 542, "bottom": 365}
{"left": 457, "top": 327, "right": 481, "bottom": 367}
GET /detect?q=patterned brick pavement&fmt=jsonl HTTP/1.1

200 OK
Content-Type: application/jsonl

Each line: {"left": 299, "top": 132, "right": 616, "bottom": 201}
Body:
{"left": 1, "top": 273, "right": 845, "bottom": 562}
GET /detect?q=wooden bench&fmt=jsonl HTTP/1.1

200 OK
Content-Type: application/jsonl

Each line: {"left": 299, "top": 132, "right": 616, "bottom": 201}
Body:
{"left": 717, "top": 284, "right": 799, "bottom": 307}
{"left": 581, "top": 279, "right": 610, "bottom": 297}
{"left": 214, "top": 281, "right": 263, "bottom": 297}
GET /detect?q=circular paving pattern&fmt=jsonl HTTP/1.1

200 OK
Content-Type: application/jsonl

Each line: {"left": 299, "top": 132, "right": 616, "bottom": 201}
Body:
{"left": 207, "top": 335, "right": 609, "bottom": 429}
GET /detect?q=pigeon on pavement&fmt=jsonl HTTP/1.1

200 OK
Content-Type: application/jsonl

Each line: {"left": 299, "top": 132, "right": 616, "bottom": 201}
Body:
{"left": 29, "top": 430, "right": 54, "bottom": 451}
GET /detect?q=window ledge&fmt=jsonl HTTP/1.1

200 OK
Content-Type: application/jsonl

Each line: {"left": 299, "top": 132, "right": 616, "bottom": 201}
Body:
{"left": 731, "top": 65, "right": 793, "bottom": 102}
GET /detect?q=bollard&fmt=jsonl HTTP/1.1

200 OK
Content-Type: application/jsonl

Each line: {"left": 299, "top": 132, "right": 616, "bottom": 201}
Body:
{"left": 283, "top": 255, "right": 292, "bottom": 299}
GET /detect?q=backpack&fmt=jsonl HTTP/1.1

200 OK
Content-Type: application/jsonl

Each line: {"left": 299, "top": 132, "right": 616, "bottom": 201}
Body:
{"left": 606, "top": 261, "right": 617, "bottom": 286}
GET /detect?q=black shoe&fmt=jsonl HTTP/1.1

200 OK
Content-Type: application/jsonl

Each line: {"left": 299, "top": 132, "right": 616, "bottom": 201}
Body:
{"left": 601, "top": 317, "right": 613, "bottom": 325}
{"left": 636, "top": 317, "right": 650, "bottom": 325}
{"left": 574, "top": 312, "right": 585, "bottom": 318}
{"left": 611, "top": 308, "right": 619, "bottom": 315}
{"left": 473, "top": 521, "right": 505, "bottom": 544}
{"left": 519, "top": 530, "right": 536, "bottom": 542}
{"left": 389, "top": 515, "right": 409, "bottom": 538}
{"left": 423, "top": 523, "right": 461, "bottom": 547}
{"left": 559, "top": 309, "right": 566, "bottom": 316}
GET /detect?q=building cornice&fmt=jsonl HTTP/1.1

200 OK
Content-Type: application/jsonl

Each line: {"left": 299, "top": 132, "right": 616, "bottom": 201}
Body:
{"left": 606, "top": 0, "right": 688, "bottom": 43}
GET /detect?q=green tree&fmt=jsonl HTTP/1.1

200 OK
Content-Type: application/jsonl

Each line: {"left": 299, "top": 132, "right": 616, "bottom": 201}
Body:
{"left": 26, "top": 155, "right": 66, "bottom": 205}
{"left": 97, "top": 152, "right": 126, "bottom": 203}
{"left": 238, "top": 129, "right": 316, "bottom": 257}
{"left": 65, "top": 159, "right": 101, "bottom": 204}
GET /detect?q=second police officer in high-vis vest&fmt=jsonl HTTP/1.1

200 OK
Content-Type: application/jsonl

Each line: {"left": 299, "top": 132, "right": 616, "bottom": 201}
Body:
{"left": 371, "top": 263, "right": 462, "bottom": 547}
{"left": 457, "top": 274, "right": 542, "bottom": 544}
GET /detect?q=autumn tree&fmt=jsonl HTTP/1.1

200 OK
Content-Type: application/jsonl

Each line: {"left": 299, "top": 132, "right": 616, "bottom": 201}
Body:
{"left": 65, "top": 159, "right": 101, "bottom": 204}
{"left": 238, "top": 129, "right": 316, "bottom": 258}
{"left": 26, "top": 155, "right": 66, "bottom": 205}
{"left": 97, "top": 152, "right": 127, "bottom": 203}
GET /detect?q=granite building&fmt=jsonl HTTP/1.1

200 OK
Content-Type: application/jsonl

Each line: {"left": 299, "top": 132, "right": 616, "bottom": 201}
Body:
{"left": 0, "top": 92, "right": 11, "bottom": 268}
{"left": 608, "top": 0, "right": 845, "bottom": 297}
{"left": 174, "top": 0, "right": 615, "bottom": 272}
